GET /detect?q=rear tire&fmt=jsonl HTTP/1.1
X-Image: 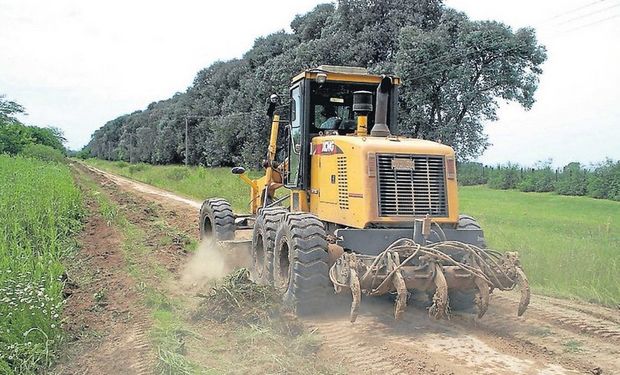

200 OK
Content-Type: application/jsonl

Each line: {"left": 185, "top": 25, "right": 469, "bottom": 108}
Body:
{"left": 251, "top": 207, "right": 287, "bottom": 284}
{"left": 273, "top": 212, "right": 330, "bottom": 315}
{"left": 199, "top": 198, "right": 235, "bottom": 241}
{"left": 457, "top": 214, "right": 486, "bottom": 248}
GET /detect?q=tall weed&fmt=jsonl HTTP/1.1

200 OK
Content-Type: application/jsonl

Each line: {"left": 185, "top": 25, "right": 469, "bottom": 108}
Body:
{"left": 0, "top": 155, "right": 83, "bottom": 374}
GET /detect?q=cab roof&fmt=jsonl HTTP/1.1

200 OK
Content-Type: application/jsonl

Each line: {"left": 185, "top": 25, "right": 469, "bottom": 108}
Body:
{"left": 292, "top": 65, "right": 401, "bottom": 86}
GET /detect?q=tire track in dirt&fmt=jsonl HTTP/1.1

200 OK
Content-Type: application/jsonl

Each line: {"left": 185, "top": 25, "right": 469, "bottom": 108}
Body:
{"left": 450, "top": 293, "right": 620, "bottom": 374}
{"left": 494, "top": 293, "right": 620, "bottom": 340}
{"left": 83, "top": 164, "right": 620, "bottom": 375}
{"left": 81, "top": 314, "right": 154, "bottom": 375}
{"left": 307, "top": 318, "right": 409, "bottom": 375}
{"left": 308, "top": 299, "right": 579, "bottom": 375}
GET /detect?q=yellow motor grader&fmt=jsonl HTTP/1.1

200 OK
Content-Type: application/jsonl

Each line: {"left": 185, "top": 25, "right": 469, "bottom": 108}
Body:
{"left": 199, "top": 65, "right": 530, "bottom": 321}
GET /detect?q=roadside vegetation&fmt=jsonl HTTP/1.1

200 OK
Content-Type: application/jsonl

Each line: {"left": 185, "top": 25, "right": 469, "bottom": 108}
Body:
{"left": 458, "top": 160, "right": 620, "bottom": 201}
{"left": 85, "top": 158, "right": 257, "bottom": 212}
{"left": 0, "top": 155, "right": 83, "bottom": 374}
{"left": 86, "top": 159, "right": 620, "bottom": 307}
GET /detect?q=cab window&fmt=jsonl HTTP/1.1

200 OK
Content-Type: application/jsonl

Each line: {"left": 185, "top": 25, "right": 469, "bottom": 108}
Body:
{"left": 287, "top": 85, "right": 302, "bottom": 186}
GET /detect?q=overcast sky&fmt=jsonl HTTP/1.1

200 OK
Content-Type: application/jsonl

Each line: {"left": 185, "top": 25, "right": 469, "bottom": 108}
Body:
{"left": 1, "top": 0, "right": 618, "bottom": 167}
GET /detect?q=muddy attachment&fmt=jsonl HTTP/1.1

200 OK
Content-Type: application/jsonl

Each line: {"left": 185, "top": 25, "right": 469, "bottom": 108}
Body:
{"left": 329, "top": 239, "right": 530, "bottom": 322}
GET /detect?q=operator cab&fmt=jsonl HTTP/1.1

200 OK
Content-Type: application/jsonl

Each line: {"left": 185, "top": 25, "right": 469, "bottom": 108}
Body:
{"left": 285, "top": 66, "right": 400, "bottom": 189}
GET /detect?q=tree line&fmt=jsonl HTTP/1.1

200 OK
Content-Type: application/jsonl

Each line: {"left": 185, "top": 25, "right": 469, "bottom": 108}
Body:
{"left": 84, "top": 0, "right": 547, "bottom": 166}
{"left": 458, "top": 161, "right": 620, "bottom": 201}
{"left": 0, "top": 96, "right": 67, "bottom": 163}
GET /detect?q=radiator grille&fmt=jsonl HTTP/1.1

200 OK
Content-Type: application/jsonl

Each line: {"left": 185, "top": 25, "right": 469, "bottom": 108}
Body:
{"left": 377, "top": 154, "right": 447, "bottom": 216}
{"left": 337, "top": 156, "right": 349, "bottom": 209}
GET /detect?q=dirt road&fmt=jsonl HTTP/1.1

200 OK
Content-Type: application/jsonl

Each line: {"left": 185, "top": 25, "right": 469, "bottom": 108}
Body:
{"left": 80, "top": 165, "right": 620, "bottom": 375}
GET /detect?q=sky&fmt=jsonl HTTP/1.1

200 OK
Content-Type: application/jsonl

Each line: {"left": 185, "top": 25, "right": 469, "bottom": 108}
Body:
{"left": 1, "top": 0, "right": 618, "bottom": 167}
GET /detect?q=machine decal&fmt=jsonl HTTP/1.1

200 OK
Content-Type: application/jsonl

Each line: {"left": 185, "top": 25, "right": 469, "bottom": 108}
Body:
{"left": 348, "top": 193, "right": 364, "bottom": 198}
{"left": 313, "top": 141, "right": 343, "bottom": 155}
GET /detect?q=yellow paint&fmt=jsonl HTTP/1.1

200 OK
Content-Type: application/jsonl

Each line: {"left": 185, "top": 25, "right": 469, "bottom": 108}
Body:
{"left": 309, "top": 136, "right": 459, "bottom": 229}
{"left": 290, "top": 189, "right": 310, "bottom": 212}
{"left": 292, "top": 70, "right": 401, "bottom": 86}
{"left": 238, "top": 114, "right": 281, "bottom": 214}
{"left": 242, "top": 67, "right": 461, "bottom": 228}
{"left": 356, "top": 114, "right": 368, "bottom": 137}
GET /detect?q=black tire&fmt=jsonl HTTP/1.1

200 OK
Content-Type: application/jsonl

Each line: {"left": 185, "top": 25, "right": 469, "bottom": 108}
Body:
{"left": 251, "top": 207, "right": 287, "bottom": 285}
{"left": 452, "top": 214, "right": 485, "bottom": 313}
{"left": 273, "top": 212, "right": 330, "bottom": 315}
{"left": 199, "top": 198, "right": 235, "bottom": 241}
{"left": 457, "top": 214, "right": 486, "bottom": 248}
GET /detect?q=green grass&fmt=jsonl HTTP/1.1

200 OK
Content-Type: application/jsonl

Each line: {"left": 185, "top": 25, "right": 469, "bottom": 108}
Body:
{"left": 84, "top": 159, "right": 620, "bottom": 306}
{"left": 85, "top": 159, "right": 259, "bottom": 212}
{"left": 460, "top": 186, "right": 619, "bottom": 306}
{"left": 0, "top": 155, "right": 83, "bottom": 374}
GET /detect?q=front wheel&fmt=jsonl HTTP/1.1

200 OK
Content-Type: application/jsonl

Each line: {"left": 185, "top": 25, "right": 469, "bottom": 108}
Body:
{"left": 251, "top": 207, "right": 287, "bottom": 284}
{"left": 199, "top": 198, "right": 235, "bottom": 241}
{"left": 273, "top": 212, "right": 330, "bottom": 315}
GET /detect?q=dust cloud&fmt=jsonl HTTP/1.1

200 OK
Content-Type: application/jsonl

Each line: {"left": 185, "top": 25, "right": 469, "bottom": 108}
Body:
{"left": 180, "top": 239, "right": 252, "bottom": 289}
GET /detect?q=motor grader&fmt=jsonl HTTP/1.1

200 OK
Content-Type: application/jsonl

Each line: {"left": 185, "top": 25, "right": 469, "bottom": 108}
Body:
{"left": 199, "top": 65, "right": 530, "bottom": 321}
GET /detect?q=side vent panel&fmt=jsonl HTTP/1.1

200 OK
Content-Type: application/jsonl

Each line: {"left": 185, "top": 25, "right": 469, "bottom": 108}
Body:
{"left": 337, "top": 156, "right": 349, "bottom": 210}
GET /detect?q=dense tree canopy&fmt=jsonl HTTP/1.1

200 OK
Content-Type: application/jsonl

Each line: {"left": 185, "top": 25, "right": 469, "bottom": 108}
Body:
{"left": 87, "top": 0, "right": 546, "bottom": 166}
{"left": 0, "top": 95, "right": 66, "bottom": 155}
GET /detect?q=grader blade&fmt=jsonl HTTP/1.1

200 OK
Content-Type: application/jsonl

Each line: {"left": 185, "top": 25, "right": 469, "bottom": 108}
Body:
{"left": 329, "top": 239, "right": 530, "bottom": 321}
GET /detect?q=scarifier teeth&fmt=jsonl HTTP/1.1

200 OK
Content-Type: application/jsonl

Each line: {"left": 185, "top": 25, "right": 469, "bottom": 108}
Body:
{"left": 474, "top": 277, "right": 490, "bottom": 318}
{"left": 516, "top": 267, "right": 530, "bottom": 316}
{"left": 429, "top": 263, "right": 449, "bottom": 320}
{"left": 393, "top": 269, "right": 407, "bottom": 320}
{"left": 349, "top": 267, "right": 361, "bottom": 323}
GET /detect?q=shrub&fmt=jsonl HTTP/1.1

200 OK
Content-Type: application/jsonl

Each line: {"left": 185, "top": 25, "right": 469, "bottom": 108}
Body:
{"left": 75, "top": 148, "right": 91, "bottom": 160}
{"left": 128, "top": 164, "right": 148, "bottom": 175}
{"left": 517, "top": 161, "right": 555, "bottom": 192}
{"left": 165, "top": 167, "right": 190, "bottom": 181}
{"left": 556, "top": 162, "right": 588, "bottom": 196}
{"left": 457, "top": 162, "right": 488, "bottom": 185}
{"left": 115, "top": 161, "right": 129, "bottom": 168}
{"left": 19, "top": 144, "right": 65, "bottom": 163}
{"left": 587, "top": 160, "right": 620, "bottom": 201}
{"left": 487, "top": 163, "right": 522, "bottom": 190}
{"left": 518, "top": 169, "right": 555, "bottom": 192}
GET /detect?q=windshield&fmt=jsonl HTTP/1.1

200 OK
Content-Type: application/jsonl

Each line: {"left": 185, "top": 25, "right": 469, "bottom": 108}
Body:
{"left": 310, "top": 81, "right": 381, "bottom": 134}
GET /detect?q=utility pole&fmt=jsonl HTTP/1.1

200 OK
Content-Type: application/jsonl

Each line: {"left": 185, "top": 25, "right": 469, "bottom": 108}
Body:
{"left": 185, "top": 117, "right": 189, "bottom": 166}
{"left": 129, "top": 133, "right": 134, "bottom": 164}
{"left": 183, "top": 115, "right": 208, "bottom": 166}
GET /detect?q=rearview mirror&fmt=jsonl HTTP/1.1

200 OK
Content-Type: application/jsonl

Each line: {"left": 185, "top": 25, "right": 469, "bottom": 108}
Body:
{"left": 231, "top": 167, "right": 246, "bottom": 175}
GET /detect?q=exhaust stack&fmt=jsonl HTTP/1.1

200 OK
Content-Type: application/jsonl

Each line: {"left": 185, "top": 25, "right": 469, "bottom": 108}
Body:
{"left": 371, "top": 75, "right": 392, "bottom": 137}
{"left": 353, "top": 90, "right": 373, "bottom": 137}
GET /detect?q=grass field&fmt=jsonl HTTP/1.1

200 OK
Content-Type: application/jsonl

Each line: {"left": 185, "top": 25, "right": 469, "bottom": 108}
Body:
{"left": 84, "top": 159, "right": 620, "bottom": 306}
{"left": 0, "top": 155, "right": 83, "bottom": 374}
{"left": 459, "top": 186, "right": 619, "bottom": 305}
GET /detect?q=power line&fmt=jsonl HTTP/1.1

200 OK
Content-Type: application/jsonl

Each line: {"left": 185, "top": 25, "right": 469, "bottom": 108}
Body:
{"left": 556, "top": 2, "right": 620, "bottom": 25}
{"left": 542, "top": 0, "right": 613, "bottom": 22}
{"left": 401, "top": 0, "right": 620, "bottom": 81}
{"left": 562, "top": 13, "right": 620, "bottom": 32}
